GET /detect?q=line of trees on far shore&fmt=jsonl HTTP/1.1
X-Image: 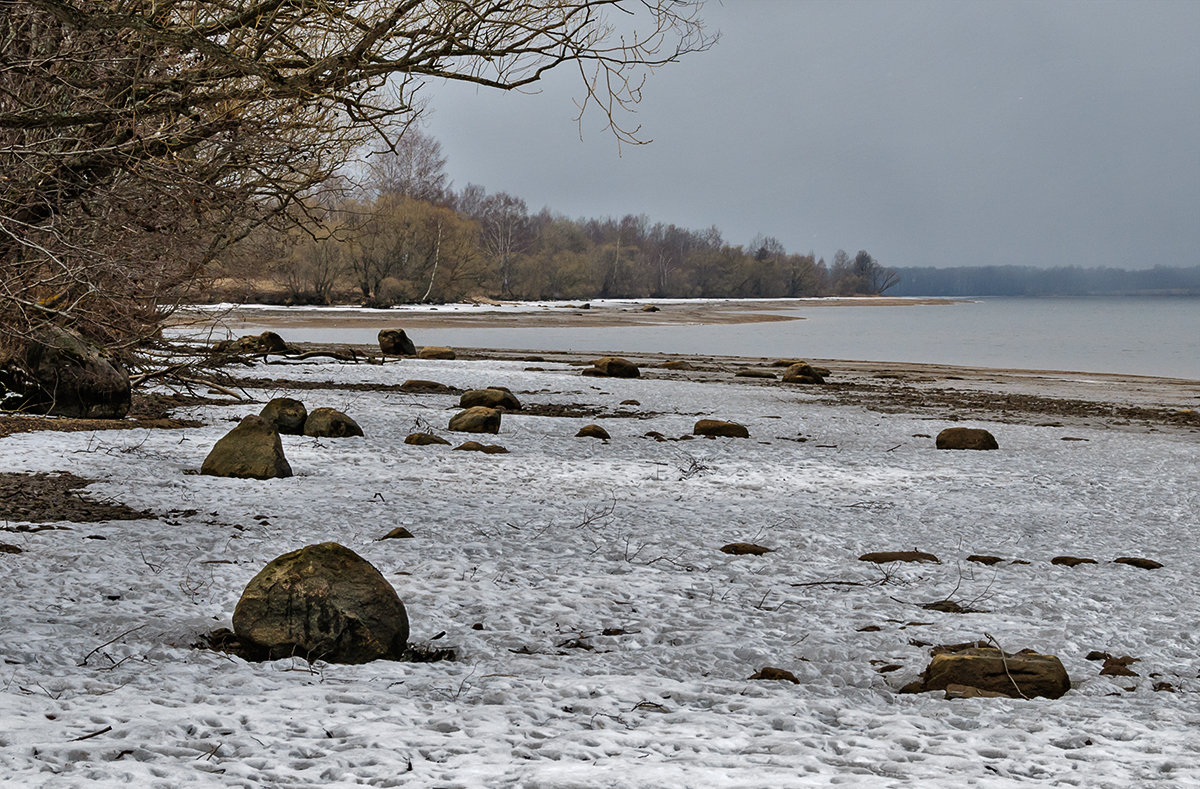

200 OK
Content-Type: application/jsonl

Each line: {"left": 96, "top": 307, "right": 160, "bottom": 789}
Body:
{"left": 210, "top": 129, "right": 897, "bottom": 306}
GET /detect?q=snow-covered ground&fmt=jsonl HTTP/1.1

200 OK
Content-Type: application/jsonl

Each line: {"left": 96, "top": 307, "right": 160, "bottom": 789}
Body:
{"left": 2, "top": 357, "right": 1198, "bottom": 787}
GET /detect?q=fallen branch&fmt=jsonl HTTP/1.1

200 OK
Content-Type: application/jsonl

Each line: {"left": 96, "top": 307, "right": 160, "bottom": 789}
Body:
{"left": 70, "top": 725, "right": 112, "bottom": 742}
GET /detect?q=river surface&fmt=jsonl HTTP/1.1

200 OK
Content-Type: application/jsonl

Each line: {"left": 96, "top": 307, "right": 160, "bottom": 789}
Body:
{"left": 213, "top": 296, "right": 1200, "bottom": 380}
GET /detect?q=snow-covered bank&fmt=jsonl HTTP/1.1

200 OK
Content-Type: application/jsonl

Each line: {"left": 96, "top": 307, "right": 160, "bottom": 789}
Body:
{"left": 2, "top": 357, "right": 1198, "bottom": 787}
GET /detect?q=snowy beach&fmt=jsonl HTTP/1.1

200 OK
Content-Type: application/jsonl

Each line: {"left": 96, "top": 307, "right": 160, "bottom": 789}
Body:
{"left": 2, "top": 349, "right": 1199, "bottom": 787}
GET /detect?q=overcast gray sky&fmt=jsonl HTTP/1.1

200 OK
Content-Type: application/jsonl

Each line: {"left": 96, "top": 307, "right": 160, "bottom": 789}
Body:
{"left": 421, "top": 0, "right": 1200, "bottom": 269}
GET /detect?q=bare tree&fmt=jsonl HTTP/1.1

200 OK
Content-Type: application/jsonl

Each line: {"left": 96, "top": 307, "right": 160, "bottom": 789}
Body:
{"left": 0, "top": 1, "right": 713, "bottom": 369}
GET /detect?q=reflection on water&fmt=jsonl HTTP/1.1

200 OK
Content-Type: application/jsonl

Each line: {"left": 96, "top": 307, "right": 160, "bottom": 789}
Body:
{"left": 202, "top": 297, "right": 1200, "bottom": 380}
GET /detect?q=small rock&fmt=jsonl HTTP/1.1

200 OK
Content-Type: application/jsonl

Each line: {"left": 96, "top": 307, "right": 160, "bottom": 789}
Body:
{"left": 735, "top": 369, "right": 777, "bottom": 379}
{"left": 661, "top": 360, "right": 694, "bottom": 371}
{"left": 859, "top": 551, "right": 940, "bottom": 564}
{"left": 1099, "top": 656, "right": 1139, "bottom": 677}
{"left": 418, "top": 346, "right": 456, "bottom": 360}
{"left": 380, "top": 527, "right": 415, "bottom": 539}
{"left": 720, "top": 542, "right": 772, "bottom": 556}
{"left": 1113, "top": 557, "right": 1163, "bottom": 570}
{"left": 620, "top": 399, "right": 640, "bottom": 406}
{"left": 404, "top": 433, "right": 450, "bottom": 446}
{"left": 449, "top": 406, "right": 501, "bottom": 434}
{"left": 641, "top": 304, "right": 660, "bottom": 312}
{"left": 966, "top": 554, "right": 1005, "bottom": 565}
{"left": 781, "top": 362, "right": 825, "bottom": 385}
{"left": 749, "top": 667, "right": 800, "bottom": 684}
{"left": 400, "top": 380, "right": 455, "bottom": 394}
{"left": 1051, "top": 556, "right": 1097, "bottom": 567}
{"left": 0, "top": 543, "right": 23, "bottom": 554}
{"left": 694, "top": 419, "right": 750, "bottom": 438}
{"left": 303, "top": 407, "right": 363, "bottom": 438}
{"left": 454, "top": 441, "right": 509, "bottom": 454}
{"left": 935, "top": 427, "right": 999, "bottom": 450}
{"left": 576, "top": 424, "right": 611, "bottom": 440}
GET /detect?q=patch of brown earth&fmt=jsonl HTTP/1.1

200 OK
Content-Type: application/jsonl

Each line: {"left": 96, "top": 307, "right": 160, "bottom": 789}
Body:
{"left": 0, "top": 472, "right": 152, "bottom": 525}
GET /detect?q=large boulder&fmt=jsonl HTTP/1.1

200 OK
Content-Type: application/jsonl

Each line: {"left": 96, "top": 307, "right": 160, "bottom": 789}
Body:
{"left": 694, "top": 419, "right": 750, "bottom": 438}
{"left": 903, "top": 642, "right": 1070, "bottom": 700}
{"left": 201, "top": 415, "right": 293, "bottom": 479}
{"left": 936, "top": 427, "right": 999, "bottom": 450}
{"left": 449, "top": 406, "right": 501, "bottom": 434}
{"left": 303, "top": 407, "right": 363, "bottom": 438}
{"left": 378, "top": 329, "right": 416, "bottom": 356}
{"left": 0, "top": 325, "right": 130, "bottom": 418}
{"left": 587, "top": 356, "right": 641, "bottom": 378}
{"left": 232, "top": 542, "right": 408, "bottom": 664}
{"left": 459, "top": 388, "right": 521, "bottom": 411}
{"left": 259, "top": 397, "right": 307, "bottom": 435}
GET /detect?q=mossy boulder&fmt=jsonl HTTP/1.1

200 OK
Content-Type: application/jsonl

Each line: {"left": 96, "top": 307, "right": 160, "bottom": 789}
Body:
{"left": 201, "top": 415, "right": 293, "bottom": 480}
{"left": 303, "top": 407, "right": 363, "bottom": 438}
{"left": 232, "top": 542, "right": 408, "bottom": 664}
{"left": 449, "top": 406, "right": 501, "bottom": 434}
{"left": 259, "top": 397, "right": 307, "bottom": 435}
{"left": 460, "top": 388, "right": 521, "bottom": 411}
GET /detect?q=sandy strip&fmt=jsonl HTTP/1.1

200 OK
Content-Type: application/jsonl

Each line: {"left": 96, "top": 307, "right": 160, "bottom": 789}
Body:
{"left": 181, "top": 297, "right": 962, "bottom": 331}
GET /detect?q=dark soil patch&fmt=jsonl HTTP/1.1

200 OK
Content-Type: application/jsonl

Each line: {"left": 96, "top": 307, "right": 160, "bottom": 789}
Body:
{"left": 197, "top": 627, "right": 456, "bottom": 663}
{"left": 520, "top": 403, "right": 661, "bottom": 419}
{"left": 817, "top": 381, "right": 1200, "bottom": 429}
{"left": 1, "top": 392, "right": 205, "bottom": 438}
{"left": 0, "top": 472, "right": 152, "bottom": 525}
{"left": 231, "top": 376, "right": 462, "bottom": 395}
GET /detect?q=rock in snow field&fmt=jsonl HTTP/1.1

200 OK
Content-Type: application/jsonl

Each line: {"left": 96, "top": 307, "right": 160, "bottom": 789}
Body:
{"left": 1, "top": 354, "right": 1198, "bottom": 788}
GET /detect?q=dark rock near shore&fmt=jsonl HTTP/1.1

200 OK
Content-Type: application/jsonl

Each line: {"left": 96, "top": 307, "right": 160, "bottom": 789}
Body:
{"left": 232, "top": 542, "right": 408, "bottom": 664}
{"left": 587, "top": 356, "right": 640, "bottom": 378}
{"left": 735, "top": 369, "right": 777, "bottom": 379}
{"left": 215, "top": 331, "right": 289, "bottom": 355}
{"left": 576, "top": 424, "right": 611, "bottom": 440}
{"left": 781, "top": 362, "right": 825, "bottom": 385}
{"left": 378, "top": 329, "right": 416, "bottom": 356}
{"left": 201, "top": 415, "right": 292, "bottom": 479}
{"left": 260, "top": 397, "right": 307, "bottom": 435}
{"left": 936, "top": 427, "right": 998, "bottom": 450}
{"left": 749, "top": 667, "right": 800, "bottom": 684}
{"left": 418, "top": 346, "right": 456, "bottom": 360}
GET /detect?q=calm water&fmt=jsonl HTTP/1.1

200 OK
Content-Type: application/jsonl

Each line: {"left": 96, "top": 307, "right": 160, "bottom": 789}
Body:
{"left": 230, "top": 297, "right": 1200, "bottom": 380}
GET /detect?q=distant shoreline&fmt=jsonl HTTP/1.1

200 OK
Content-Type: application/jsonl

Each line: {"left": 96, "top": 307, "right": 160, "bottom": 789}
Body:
{"left": 178, "top": 296, "right": 964, "bottom": 331}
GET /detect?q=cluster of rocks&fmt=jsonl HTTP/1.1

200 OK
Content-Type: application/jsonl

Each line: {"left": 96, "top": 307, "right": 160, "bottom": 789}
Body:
{"left": 201, "top": 397, "right": 362, "bottom": 479}
{"left": 214, "top": 331, "right": 289, "bottom": 355}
